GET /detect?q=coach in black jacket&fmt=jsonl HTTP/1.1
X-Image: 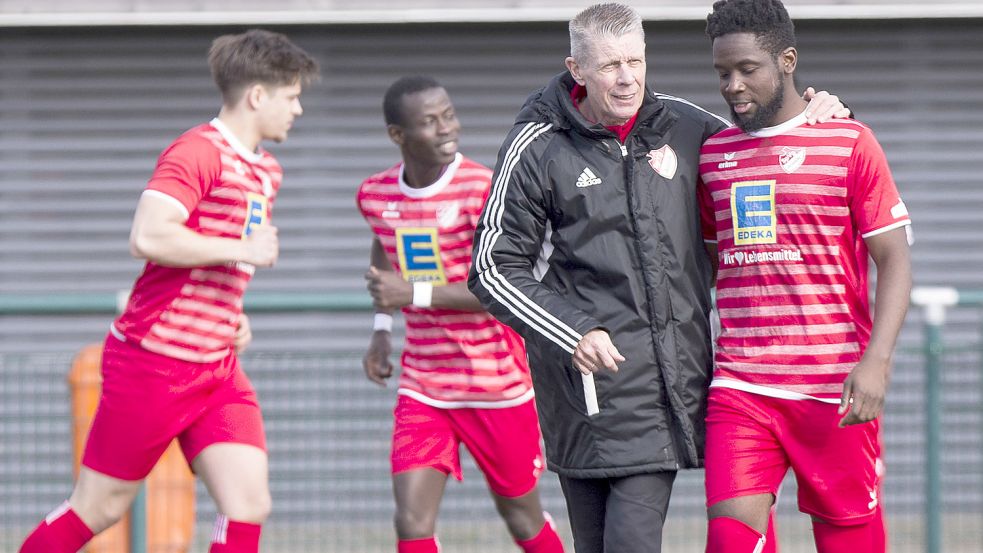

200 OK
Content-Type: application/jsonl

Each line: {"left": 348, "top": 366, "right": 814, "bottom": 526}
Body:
{"left": 468, "top": 4, "right": 727, "bottom": 551}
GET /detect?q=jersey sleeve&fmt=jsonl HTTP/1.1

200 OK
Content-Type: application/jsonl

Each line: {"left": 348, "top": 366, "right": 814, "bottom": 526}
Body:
{"left": 847, "top": 126, "right": 911, "bottom": 238}
{"left": 146, "top": 133, "right": 221, "bottom": 216}
{"left": 697, "top": 177, "right": 718, "bottom": 243}
{"left": 470, "top": 167, "right": 494, "bottom": 232}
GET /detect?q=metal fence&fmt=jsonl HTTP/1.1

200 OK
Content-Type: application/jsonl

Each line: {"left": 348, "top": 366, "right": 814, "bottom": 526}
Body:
{"left": 1, "top": 289, "right": 981, "bottom": 552}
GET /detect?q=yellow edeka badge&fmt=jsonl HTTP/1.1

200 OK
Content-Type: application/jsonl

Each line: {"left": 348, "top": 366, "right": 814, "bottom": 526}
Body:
{"left": 731, "top": 180, "right": 777, "bottom": 245}
{"left": 242, "top": 192, "right": 269, "bottom": 238}
{"left": 395, "top": 227, "right": 447, "bottom": 285}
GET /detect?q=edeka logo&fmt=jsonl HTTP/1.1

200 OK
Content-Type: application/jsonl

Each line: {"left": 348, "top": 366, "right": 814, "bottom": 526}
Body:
{"left": 730, "top": 180, "right": 777, "bottom": 246}
{"left": 395, "top": 227, "right": 448, "bottom": 285}
{"left": 233, "top": 192, "right": 270, "bottom": 275}
{"left": 242, "top": 192, "right": 269, "bottom": 238}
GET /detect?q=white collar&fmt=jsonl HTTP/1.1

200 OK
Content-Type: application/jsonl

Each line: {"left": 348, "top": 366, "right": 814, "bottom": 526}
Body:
{"left": 748, "top": 109, "right": 809, "bottom": 138}
{"left": 398, "top": 153, "right": 463, "bottom": 198}
{"left": 210, "top": 117, "right": 263, "bottom": 163}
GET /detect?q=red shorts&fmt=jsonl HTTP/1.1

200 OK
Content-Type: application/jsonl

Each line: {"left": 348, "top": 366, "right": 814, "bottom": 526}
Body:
{"left": 391, "top": 394, "right": 545, "bottom": 498}
{"left": 705, "top": 387, "right": 883, "bottom": 524}
{"left": 82, "top": 333, "right": 266, "bottom": 480}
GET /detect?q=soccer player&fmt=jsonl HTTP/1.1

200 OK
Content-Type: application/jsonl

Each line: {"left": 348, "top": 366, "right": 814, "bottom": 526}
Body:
{"left": 699, "top": 1, "right": 913, "bottom": 551}
{"left": 19, "top": 29, "right": 318, "bottom": 553}
{"left": 356, "top": 76, "right": 565, "bottom": 553}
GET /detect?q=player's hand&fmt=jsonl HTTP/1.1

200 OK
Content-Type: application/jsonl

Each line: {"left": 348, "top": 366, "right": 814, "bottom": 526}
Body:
{"left": 234, "top": 313, "right": 253, "bottom": 354}
{"left": 241, "top": 224, "right": 279, "bottom": 267}
{"left": 364, "top": 266, "right": 412, "bottom": 310}
{"left": 802, "top": 87, "right": 851, "bottom": 124}
{"left": 838, "top": 356, "right": 889, "bottom": 427}
{"left": 363, "top": 331, "right": 394, "bottom": 386}
{"left": 572, "top": 329, "right": 625, "bottom": 375}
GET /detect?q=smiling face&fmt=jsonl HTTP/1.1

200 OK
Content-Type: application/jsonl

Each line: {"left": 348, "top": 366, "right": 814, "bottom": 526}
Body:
{"left": 565, "top": 31, "right": 647, "bottom": 127}
{"left": 389, "top": 86, "right": 460, "bottom": 169}
{"left": 712, "top": 31, "right": 799, "bottom": 132}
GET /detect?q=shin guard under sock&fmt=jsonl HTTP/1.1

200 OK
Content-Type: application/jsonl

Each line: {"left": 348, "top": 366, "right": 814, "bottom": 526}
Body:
{"left": 707, "top": 516, "right": 766, "bottom": 553}
{"left": 19, "top": 501, "right": 95, "bottom": 553}
{"left": 208, "top": 515, "right": 262, "bottom": 553}
{"left": 516, "top": 512, "right": 565, "bottom": 553}
{"left": 397, "top": 536, "right": 441, "bottom": 553}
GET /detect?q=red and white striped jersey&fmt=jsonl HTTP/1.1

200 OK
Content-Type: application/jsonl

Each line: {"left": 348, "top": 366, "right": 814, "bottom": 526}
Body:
{"left": 357, "top": 153, "right": 534, "bottom": 408}
{"left": 113, "top": 119, "right": 281, "bottom": 363}
{"left": 698, "top": 114, "right": 911, "bottom": 401}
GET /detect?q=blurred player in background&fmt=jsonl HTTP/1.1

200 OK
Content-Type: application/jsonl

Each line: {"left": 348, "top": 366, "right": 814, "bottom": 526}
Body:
{"left": 699, "top": 1, "right": 912, "bottom": 551}
{"left": 356, "top": 75, "right": 565, "bottom": 553}
{"left": 19, "top": 29, "right": 318, "bottom": 553}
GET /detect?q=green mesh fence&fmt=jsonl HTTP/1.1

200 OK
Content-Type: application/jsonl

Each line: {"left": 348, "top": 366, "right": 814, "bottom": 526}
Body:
{"left": 1, "top": 307, "right": 981, "bottom": 552}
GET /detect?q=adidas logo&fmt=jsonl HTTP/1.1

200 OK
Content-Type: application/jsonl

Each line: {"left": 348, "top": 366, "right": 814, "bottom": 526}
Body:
{"left": 576, "top": 167, "right": 602, "bottom": 188}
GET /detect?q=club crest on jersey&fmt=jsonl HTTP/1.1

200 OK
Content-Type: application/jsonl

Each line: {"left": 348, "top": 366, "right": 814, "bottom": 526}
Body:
{"left": 382, "top": 202, "right": 401, "bottom": 219}
{"left": 435, "top": 201, "right": 460, "bottom": 229}
{"left": 395, "top": 227, "right": 447, "bottom": 285}
{"left": 779, "top": 147, "right": 806, "bottom": 173}
{"left": 242, "top": 192, "right": 269, "bottom": 238}
{"left": 647, "top": 144, "right": 678, "bottom": 179}
{"left": 731, "top": 180, "right": 777, "bottom": 245}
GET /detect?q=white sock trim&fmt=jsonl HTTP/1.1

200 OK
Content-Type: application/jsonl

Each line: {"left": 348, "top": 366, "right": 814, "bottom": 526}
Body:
{"left": 44, "top": 500, "right": 72, "bottom": 525}
{"left": 212, "top": 514, "right": 230, "bottom": 545}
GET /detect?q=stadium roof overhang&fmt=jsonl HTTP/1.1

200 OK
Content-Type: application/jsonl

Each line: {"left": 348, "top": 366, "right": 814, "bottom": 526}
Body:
{"left": 1, "top": 3, "right": 982, "bottom": 27}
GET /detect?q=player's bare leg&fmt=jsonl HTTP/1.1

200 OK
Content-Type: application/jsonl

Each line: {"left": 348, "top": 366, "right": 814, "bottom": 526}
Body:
{"left": 393, "top": 468, "right": 447, "bottom": 537}
{"left": 70, "top": 467, "right": 144, "bottom": 532}
{"left": 194, "top": 443, "right": 271, "bottom": 552}
{"left": 19, "top": 467, "right": 141, "bottom": 553}
{"left": 393, "top": 468, "right": 447, "bottom": 552}
{"left": 492, "top": 488, "right": 564, "bottom": 552}
{"left": 706, "top": 492, "right": 773, "bottom": 552}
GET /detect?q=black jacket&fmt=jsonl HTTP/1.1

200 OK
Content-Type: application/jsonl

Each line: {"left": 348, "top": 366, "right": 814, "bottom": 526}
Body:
{"left": 468, "top": 72, "right": 729, "bottom": 478}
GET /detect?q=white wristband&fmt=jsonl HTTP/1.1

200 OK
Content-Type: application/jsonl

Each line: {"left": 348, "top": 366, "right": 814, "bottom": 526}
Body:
{"left": 373, "top": 313, "right": 393, "bottom": 332}
{"left": 412, "top": 282, "right": 433, "bottom": 308}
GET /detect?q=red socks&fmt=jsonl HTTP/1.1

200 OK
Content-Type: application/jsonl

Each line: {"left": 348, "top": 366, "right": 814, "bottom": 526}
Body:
{"left": 516, "top": 512, "right": 565, "bottom": 552}
{"left": 707, "top": 516, "right": 766, "bottom": 553}
{"left": 209, "top": 515, "right": 262, "bottom": 553}
{"left": 19, "top": 501, "right": 95, "bottom": 553}
{"left": 398, "top": 536, "right": 441, "bottom": 553}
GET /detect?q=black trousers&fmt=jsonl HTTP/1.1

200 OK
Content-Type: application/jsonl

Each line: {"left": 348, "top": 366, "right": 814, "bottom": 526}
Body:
{"left": 559, "top": 471, "right": 677, "bottom": 553}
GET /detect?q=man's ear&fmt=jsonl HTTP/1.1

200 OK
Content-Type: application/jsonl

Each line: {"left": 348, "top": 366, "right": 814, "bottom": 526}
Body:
{"left": 780, "top": 47, "right": 798, "bottom": 75}
{"left": 387, "top": 124, "right": 404, "bottom": 146}
{"left": 245, "top": 83, "right": 267, "bottom": 110}
{"left": 565, "top": 57, "right": 586, "bottom": 85}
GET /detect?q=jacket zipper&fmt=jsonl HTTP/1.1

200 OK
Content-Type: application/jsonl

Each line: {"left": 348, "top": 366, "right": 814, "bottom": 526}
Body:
{"left": 621, "top": 137, "right": 678, "bottom": 465}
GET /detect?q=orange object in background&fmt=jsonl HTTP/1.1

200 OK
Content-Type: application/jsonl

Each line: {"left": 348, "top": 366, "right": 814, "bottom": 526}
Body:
{"left": 68, "top": 343, "right": 196, "bottom": 553}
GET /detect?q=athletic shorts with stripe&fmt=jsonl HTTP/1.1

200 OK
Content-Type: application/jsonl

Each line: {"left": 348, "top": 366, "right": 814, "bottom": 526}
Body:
{"left": 705, "top": 387, "right": 883, "bottom": 524}
{"left": 391, "top": 395, "right": 545, "bottom": 498}
{"left": 82, "top": 333, "right": 266, "bottom": 481}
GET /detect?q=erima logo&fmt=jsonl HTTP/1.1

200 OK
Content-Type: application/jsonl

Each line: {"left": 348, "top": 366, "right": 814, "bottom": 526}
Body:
{"left": 718, "top": 151, "right": 738, "bottom": 169}
{"left": 382, "top": 201, "right": 401, "bottom": 219}
{"left": 576, "top": 167, "right": 602, "bottom": 188}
